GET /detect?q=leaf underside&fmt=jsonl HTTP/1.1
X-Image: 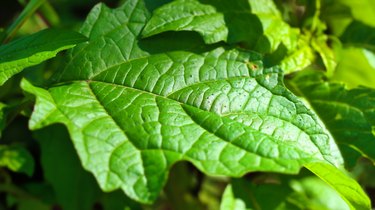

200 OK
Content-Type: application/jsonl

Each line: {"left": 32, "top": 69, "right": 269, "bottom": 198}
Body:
{"left": 22, "top": 0, "right": 345, "bottom": 203}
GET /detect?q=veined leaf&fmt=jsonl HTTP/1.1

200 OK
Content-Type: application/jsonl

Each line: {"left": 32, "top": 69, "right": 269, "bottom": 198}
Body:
{"left": 22, "top": 0, "right": 344, "bottom": 204}
{"left": 142, "top": 0, "right": 298, "bottom": 53}
{"left": 288, "top": 70, "right": 375, "bottom": 165}
{"left": 0, "top": 28, "right": 87, "bottom": 86}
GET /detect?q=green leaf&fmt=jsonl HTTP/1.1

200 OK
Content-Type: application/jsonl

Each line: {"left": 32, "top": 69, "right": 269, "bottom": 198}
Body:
{"left": 340, "top": 21, "right": 375, "bottom": 51}
{"left": 142, "top": 0, "right": 298, "bottom": 53}
{"left": 220, "top": 176, "right": 350, "bottom": 210}
{"left": 288, "top": 70, "right": 375, "bottom": 164}
{"left": 311, "top": 35, "right": 337, "bottom": 77}
{"left": 305, "top": 162, "right": 371, "bottom": 210}
{"left": 337, "top": 0, "right": 375, "bottom": 28}
{"left": 34, "top": 125, "right": 102, "bottom": 210}
{"left": 333, "top": 47, "right": 375, "bottom": 89}
{"left": 0, "top": 28, "right": 87, "bottom": 86}
{"left": 0, "top": 145, "right": 34, "bottom": 176}
{"left": 289, "top": 176, "right": 349, "bottom": 210}
{"left": 220, "top": 178, "right": 296, "bottom": 210}
{"left": 22, "top": 0, "right": 343, "bottom": 203}
{"left": 279, "top": 37, "right": 315, "bottom": 74}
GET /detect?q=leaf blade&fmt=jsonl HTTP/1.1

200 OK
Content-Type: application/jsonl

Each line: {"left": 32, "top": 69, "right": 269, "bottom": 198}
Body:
{"left": 0, "top": 28, "right": 87, "bottom": 85}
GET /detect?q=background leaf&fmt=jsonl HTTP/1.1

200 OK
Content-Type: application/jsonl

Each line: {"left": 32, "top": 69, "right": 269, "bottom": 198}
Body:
{"left": 0, "top": 145, "right": 34, "bottom": 176}
{"left": 33, "top": 125, "right": 102, "bottom": 210}
{"left": 0, "top": 28, "right": 87, "bottom": 85}
{"left": 288, "top": 70, "right": 375, "bottom": 165}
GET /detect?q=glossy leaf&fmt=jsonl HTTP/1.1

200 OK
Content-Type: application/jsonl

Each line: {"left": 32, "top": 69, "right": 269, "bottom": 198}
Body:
{"left": 21, "top": 0, "right": 344, "bottom": 203}
{"left": 0, "top": 145, "right": 34, "bottom": 176}
{"left": 142, "top": 0, "right": 298, "bottom": 53}
{"left": 0, "top": 28, "right": 87, "bottom": 86}
{"left": 288, "top": 70, "right": 375, "bottom": 164}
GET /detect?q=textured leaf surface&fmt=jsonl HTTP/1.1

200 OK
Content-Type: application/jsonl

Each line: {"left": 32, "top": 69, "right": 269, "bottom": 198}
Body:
{"left": 142, "top": 0, "right": 298, "bottom": 53}
{"left": 23, "top": 0, "right": 343, "bottom": 203}
{"left": 288, "top": 70, "right": 375, "bottom": 164}
{"left": 0, "top": 28, "right": 87, "bottom": 85}
{"left": 305, "top": 162, "right": 371, "bottom": 210}
{"left": 0, "top": 145, "right": 34, "bottom": 176}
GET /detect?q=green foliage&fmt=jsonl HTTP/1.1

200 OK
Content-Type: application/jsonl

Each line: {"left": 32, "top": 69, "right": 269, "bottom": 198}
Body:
{"left": 0, "top": 28, "right": 87, "bottom": 85}
{"left": 0, "top": 0, "right": 374, "bottom": 209}
{"left": 0, "top": 145, "right": 34, "bottom": 176}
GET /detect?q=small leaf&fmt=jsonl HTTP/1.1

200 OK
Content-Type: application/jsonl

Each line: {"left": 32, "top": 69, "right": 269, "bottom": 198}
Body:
{"left": 305, "top": 162, "right": 371, "bottom": 210}
{"left": 0, "top": 145, "right": 34, "bottom": 176}
{"left": 288, "top": 70, "right": 375, "bottom": 164}
{"left": 279, "top": 38, "right": 315, "bottom": 74}
{"left": 23, "top": 0, "right": 343, "bottom": 203}
{"left": 0, "top": 28, "right": 87, "bottom": 86}
{"left": 311, "top": 36, "right": 337, "bottom": 77}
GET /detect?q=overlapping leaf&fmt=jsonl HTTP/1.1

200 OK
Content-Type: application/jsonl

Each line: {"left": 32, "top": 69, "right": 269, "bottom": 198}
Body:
{"left": 0, "top": 28, "right": 87, "bottom": 86}
{"left": 288, "top": 70, "right": 375, "bottom": 165}
{"left": 22, "top": 0, "right": 346, "bottom": 204}
{"left": 142, "top": 0, "right": 298, "bottom": 53}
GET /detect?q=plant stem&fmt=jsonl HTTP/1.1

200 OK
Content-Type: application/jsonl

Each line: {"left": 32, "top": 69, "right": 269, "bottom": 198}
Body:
{"left": 2, "top": 0, "right": 46, "bottom": 43}
{"left": 310, "top": 0, "right": 321, "bottom": 33}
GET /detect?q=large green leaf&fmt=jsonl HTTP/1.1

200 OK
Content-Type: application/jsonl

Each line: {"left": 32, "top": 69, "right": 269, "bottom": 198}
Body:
{"left": 0, "top": 28, "right": 87, "bottom": 86}
{"left": 22, "top": 0, "right": 345, "bottom": 204}
{"left": 142, "top": 0, "right": 298, "bottom": 53}
{"left": 288, "top": 70, "right": 375, "bottom": 165}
